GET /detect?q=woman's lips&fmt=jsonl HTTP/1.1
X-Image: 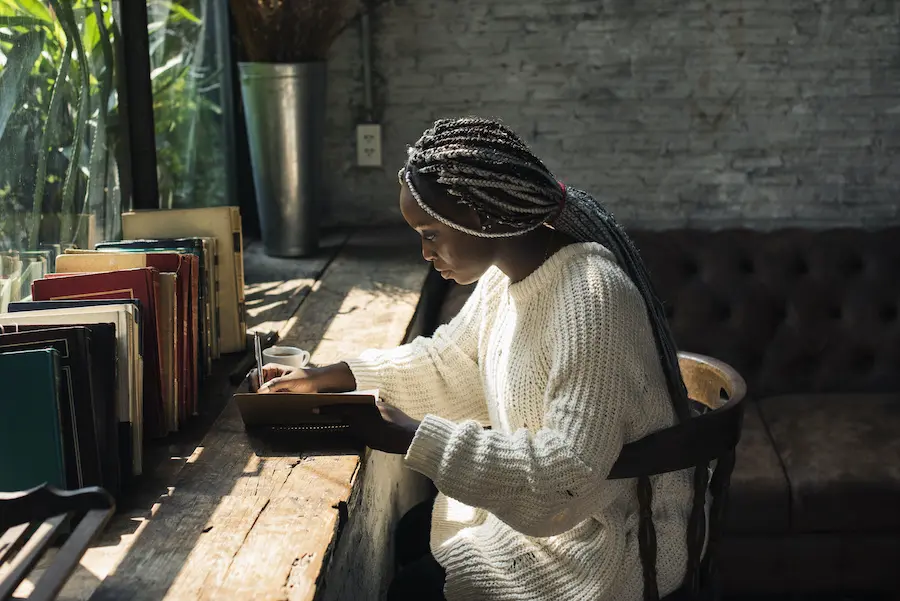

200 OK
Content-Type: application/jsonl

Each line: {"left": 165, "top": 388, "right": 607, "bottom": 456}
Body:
{"left": 434, "top": 264, "right": 452, "bottom": 277}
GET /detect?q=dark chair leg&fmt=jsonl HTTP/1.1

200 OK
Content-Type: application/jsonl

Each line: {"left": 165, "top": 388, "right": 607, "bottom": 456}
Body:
{"left": 395, "top": 500, "right": 435, "bottom": 570}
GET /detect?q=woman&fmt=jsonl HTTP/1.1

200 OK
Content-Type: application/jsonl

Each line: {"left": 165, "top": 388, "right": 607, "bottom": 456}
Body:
{"left": 256, "top": 117, "right": 697, "bottom": 600}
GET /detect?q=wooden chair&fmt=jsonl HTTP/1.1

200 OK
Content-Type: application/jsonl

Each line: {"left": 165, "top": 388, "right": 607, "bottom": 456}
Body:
{"left": 608, "top": 351, "right": 748, "bottom": 601}
{"left": 0, "top": 484, "right": 115, "bottom": 601}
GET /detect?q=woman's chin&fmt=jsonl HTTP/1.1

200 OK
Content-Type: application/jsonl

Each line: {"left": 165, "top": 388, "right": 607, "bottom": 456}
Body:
{"left": 443, "top": 271, "right": 477, "bottom": 285}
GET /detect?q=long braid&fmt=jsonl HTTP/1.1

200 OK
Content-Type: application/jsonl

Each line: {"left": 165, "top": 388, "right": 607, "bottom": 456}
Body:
{"left": 403, "top": 117, "right": 705, "bottom": 600}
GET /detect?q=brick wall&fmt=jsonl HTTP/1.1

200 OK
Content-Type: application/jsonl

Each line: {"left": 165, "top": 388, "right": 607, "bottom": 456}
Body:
{"left": 321, "top": 0, "right": 900, "bottom": 229}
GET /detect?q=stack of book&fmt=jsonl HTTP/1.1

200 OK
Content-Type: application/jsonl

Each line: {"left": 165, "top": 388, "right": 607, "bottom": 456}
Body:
{"left": 0, "top": 207, "right": 247, "bottom": 498}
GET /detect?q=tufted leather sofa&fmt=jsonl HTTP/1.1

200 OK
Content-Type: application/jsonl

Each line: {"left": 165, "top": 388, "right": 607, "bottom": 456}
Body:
{"left": 437, "top": 227, "right": 900, "bottom": 596}
{"left": 628, "top": 227, "right": 900, "bottom": 595}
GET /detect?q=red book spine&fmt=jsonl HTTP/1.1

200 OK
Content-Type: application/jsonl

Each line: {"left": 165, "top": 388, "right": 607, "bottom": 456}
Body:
{"left": 31, "top": 269, "right": 167, "bottom": 439}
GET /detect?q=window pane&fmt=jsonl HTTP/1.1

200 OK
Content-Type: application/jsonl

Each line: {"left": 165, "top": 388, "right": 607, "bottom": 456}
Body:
{"left": 148, "top": 0, "right": 230, "bottom": 209}
{"left": 0, "top": 0, "right": 120, "bottom": 308}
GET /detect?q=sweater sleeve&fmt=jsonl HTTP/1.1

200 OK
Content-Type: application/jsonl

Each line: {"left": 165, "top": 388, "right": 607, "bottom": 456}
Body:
{"left": 404, "top": 257, "right": 652, "bottom": 537}
{"left": 343, "top": 270, "right": 499, "bottom": 423}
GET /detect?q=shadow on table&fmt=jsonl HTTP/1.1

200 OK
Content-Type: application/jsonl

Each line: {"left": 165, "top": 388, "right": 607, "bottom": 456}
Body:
{"left": 85, "top": 229, "right": 424, "bottom": 600}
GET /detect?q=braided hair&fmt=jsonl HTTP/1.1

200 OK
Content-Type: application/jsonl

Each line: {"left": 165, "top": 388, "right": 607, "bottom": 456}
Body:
{"left": 402, "top": 117, "right": 705, "bottom": 599}
{"left": 402, "top": 116, "right": 691, "bottom": 422}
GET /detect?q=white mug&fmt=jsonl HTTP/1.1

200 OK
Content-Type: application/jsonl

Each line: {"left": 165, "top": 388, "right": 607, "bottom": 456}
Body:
{"left": 262, "top": 345, "right": 311, "bottom": 369}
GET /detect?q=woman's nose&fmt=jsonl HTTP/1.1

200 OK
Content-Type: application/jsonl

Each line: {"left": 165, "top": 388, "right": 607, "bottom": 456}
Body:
{"left": 421, "top": 241, "right": 436, "bottom": 262}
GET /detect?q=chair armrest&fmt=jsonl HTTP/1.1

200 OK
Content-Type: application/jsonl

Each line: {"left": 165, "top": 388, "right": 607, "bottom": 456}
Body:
{"left": 0, "top": 484, "right": 115, "bottom": 601}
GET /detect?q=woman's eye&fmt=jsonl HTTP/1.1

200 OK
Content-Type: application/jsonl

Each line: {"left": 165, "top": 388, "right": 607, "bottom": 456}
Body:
{"left": 423, "top": 232, "right": 437, "bottom": 242}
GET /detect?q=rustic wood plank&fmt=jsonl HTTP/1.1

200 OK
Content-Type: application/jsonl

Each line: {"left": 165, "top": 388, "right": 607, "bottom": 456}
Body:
{"left": 203, "top": 228, "right": 427, "bottom": 601}
{"left": 243, "top": 232, "right": 349, "bottom": 338}
{"left": 73, "top": 228, "right": 427, "bottom": 601}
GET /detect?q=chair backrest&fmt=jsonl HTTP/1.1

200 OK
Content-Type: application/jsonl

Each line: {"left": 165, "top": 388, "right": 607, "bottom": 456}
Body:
{"left": 0, "top": 484, "right": 114, "bottom": 601}
{"left": 681, "top": 353, "right": 747, "bottom": 601}
{"left": 679, "top": 351, "right": 747, "bottom": 410}
{"left": 607, "top": 352, "right": 747, "bottom": 601}
{"left": 609, "top": 352, "right": 747, "bottom": 480}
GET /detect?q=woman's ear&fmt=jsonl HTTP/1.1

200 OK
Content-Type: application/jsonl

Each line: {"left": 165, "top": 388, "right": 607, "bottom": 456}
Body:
{"left": 456, "top": 201, "right": 486, "bottom": 232}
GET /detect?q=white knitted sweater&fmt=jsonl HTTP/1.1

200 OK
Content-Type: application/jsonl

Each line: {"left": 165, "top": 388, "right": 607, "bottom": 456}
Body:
{"left": 346, "top": 243, "right": 695, "bottom": 601}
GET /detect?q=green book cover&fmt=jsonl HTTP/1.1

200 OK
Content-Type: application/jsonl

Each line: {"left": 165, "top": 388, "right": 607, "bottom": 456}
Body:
{"left": 0, "top": 348, "right": 65, "bottom": 492}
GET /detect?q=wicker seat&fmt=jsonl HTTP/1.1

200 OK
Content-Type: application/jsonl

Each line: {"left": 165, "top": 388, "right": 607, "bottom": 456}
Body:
{"left": 608, "top": 352, "right": 748, "bottom": 601}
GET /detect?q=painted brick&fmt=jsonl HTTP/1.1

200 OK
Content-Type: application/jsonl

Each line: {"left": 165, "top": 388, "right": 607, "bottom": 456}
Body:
{"left": 320, "top": 0, "right": 900, "bottom": 229}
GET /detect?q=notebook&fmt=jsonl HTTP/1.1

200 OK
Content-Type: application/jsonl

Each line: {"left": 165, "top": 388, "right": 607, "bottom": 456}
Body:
{"left": 0, "top": 349, "right": 66, "bottom": 492}
{"left": 0, "top": 323, "right": 122, "bottom": 495}
{"left": 8, "top": 299, "right": 143, "bottom": 355}
{"left": 58, "top": 250, "right": 192, "bottom": 424}
{"left": 96, "top": 237, "right": 214, "bottom": 377}
{"left": 233, "top": 391, "right": 378, "bottom": 428}
{"left": 32, "top": 268, "right": 165, "bottom": 439}
{"left": 233, "top": 391, "right": 379, "bottom": 452}
{"left": 0, "top": 327, "right": 103, "bottom": 490}
{"left": 122, "top": 207, "right": 245, "bottom": 354}
{"left": 0, "top": 305, "right": 143, "bottom": 476}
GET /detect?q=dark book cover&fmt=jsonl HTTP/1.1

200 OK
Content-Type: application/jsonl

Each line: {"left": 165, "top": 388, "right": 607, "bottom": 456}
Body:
{"left": 0, "top": 328, "right": 102, "bottom": 491}
{"left": 0, "top": 323, "right": 122, "bottom": 494}
{"left": 0, "top": 349, "right": 66, "bottom": 492}
{"left": 32, "top": 268, "right": 166, "bottom": 439}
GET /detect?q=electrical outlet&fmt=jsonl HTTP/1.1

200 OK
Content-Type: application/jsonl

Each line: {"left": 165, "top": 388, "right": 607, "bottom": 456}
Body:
{"left": 356, "top": 123, "right": 382, "bottom": 167}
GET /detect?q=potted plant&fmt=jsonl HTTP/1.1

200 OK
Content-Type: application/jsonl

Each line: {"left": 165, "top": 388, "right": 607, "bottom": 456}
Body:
{"left": 229, "top": 0, "right": 360, "bottom": 257}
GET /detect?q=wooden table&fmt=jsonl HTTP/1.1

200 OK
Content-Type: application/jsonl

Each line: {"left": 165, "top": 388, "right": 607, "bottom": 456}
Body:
{"left": 15, "top": 229, "right": 432, "bottom": 601}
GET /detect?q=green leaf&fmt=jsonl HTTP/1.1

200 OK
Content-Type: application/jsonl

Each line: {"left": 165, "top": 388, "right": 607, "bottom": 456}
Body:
{"left": 84, "top": 0, "right": 111, "bottom": 227}
{"left": 0, "top": 29, "right": 44, "bottom": 143}
{"left": 49, "top": 0, "right": 90, "bottom": 243}
{"left": 0, "top": 15, "right": 50, "bottom": 28}
{"left": 148, "top": 0, "right": 201, "bottom": 24}
{"left": 0, "top": 0, "right": 52, "bottom": 21}
{"left": 149, "top": 52, "right": 185, "bottom": 80}
{"left": 29, "top": 30, "right": 70, "bottom": 250}
{"left": 82, "top": 9, "right": 98, "bottom": 51}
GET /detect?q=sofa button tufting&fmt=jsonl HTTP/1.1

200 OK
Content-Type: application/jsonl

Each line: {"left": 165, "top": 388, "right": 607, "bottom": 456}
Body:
{"left": 715, "top": 302, "right": 732, "bottom": 322}
{"left": 683, "top": 260, "right": 700, "bottom": 277}
{"left": 843, "top": 255, "right": 865, "bottom": 276}
{"left": 739, "top": 257, "right": 755, "bottom": 274}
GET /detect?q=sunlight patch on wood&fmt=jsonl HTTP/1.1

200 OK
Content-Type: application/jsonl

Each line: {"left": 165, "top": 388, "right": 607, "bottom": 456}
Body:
{"left": 186, "top": 446, "right": 204, "bottom": 464}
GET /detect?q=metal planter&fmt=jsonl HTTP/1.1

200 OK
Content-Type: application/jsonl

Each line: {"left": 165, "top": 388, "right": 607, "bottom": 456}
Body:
{"left": 238, "top": 62, "right": 326, "bottom": 257}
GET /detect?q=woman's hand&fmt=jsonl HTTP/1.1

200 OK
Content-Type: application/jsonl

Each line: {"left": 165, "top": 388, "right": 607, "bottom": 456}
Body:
{"left": 336, "top": 400, "right": 421, "bottom": 455}
{"left": 249, "top": 360, "right": 419, "bottom": 453}
{"left": 250, "top": 361, "right": 357, "bottom": 394}
{"left": 251, "top": 363, "right": 317, "bottom": 393}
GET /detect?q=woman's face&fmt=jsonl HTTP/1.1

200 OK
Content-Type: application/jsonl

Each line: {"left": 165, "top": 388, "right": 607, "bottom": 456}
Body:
{"left": 399, "top": 182, "right": 496, "bottom": 285}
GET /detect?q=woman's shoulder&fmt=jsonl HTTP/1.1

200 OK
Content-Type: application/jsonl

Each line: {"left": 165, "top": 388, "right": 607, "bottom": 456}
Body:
{"left": 549, "top": 242, "right": 630, "bottom": 288}
{"left": 547, "top": 243, "right": 644, "bottom": 314}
